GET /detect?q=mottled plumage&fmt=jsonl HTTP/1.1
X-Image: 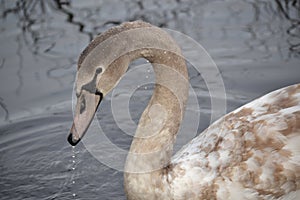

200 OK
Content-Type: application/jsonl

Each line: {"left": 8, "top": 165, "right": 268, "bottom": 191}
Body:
{"left": 169, "top": 84, "right": 300, "bottom": 199}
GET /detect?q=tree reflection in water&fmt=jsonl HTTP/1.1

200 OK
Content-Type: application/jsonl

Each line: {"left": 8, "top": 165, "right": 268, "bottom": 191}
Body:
{"left": 0, "top": 0, "right": 299, "bottom": 121}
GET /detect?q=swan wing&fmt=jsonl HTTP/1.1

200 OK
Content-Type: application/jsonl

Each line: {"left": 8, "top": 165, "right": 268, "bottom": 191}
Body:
{"left": 169, "top": 84, "right": 300, "bottom": 200}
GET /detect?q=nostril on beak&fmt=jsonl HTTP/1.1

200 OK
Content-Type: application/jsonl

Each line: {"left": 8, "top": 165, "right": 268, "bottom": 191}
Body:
{"left": 67, "top": 133, "right": 81, "bottom": 146}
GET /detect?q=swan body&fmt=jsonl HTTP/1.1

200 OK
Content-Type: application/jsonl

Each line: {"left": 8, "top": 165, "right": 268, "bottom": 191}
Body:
{"left": 169, "top": 84, "right": 300, "bottom": 199}
{"left": 68, "top": 21, "right": 300, "bottom": 199}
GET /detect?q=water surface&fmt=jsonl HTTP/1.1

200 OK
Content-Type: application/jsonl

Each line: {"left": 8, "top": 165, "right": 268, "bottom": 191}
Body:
{"left": 0, "top": 0, "right": 299, "bottom": 199}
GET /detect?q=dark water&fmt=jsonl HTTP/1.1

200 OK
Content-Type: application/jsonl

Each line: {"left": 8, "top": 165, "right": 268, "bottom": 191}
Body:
{"left": 0, "top": 0, "right": 299, "bottom": 199}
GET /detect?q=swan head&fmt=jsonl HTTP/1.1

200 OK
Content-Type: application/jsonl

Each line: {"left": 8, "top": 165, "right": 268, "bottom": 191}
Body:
{"left": 68, "top": 32, "right": 131, "bottom": 146}
{"left": 67, "top": 66, "right": 103, "bottom": 146}
{"left": 67, "top": 20, "right": 184, "bottom": 146}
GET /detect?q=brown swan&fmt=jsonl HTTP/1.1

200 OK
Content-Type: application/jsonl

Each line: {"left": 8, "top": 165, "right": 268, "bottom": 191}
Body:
{"left": 68, "top": 21, "right": 300, "bottom": 199}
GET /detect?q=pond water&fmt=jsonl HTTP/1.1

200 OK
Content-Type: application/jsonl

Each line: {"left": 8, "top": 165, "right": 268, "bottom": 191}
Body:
{"left": 0, "top": 0, "right": 299, "bottom": 199}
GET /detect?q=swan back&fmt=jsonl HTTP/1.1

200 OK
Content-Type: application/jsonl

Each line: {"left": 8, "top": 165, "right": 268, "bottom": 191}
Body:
{"left": 170, "top": 84, "right": 300, "bottom": 199}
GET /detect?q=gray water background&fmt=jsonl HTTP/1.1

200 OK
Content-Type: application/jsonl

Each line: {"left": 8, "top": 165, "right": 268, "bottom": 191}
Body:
{"left": 0, "top": 0, "right": 299, "bottom": 199}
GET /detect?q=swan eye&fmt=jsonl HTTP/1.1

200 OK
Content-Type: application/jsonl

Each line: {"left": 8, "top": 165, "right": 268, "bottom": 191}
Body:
{"left": 80, "top": 96, "right": 86, "bottom": 114}
{"left": 96, "top": 68, "right": 102, "bottom": 74}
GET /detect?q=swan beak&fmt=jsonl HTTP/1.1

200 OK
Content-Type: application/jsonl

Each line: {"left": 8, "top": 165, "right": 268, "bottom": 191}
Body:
{"left": 68, "top": 90, "right": 102, "bottom": 146}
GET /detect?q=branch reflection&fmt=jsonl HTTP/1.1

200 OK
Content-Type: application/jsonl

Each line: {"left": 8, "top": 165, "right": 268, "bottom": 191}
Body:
{"left": 0, "top": 0, "right": 299, "bottom": 123}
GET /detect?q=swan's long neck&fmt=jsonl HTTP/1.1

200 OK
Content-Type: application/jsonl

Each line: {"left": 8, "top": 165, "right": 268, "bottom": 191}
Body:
{"left": 73, "top": 21, "right": 189, "bottom": 199}
{"left": 125, "top": 50, "right": 188, "bottom": 173}
{"left": 121, "top": 26, "right": 189, "bottom": 199}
